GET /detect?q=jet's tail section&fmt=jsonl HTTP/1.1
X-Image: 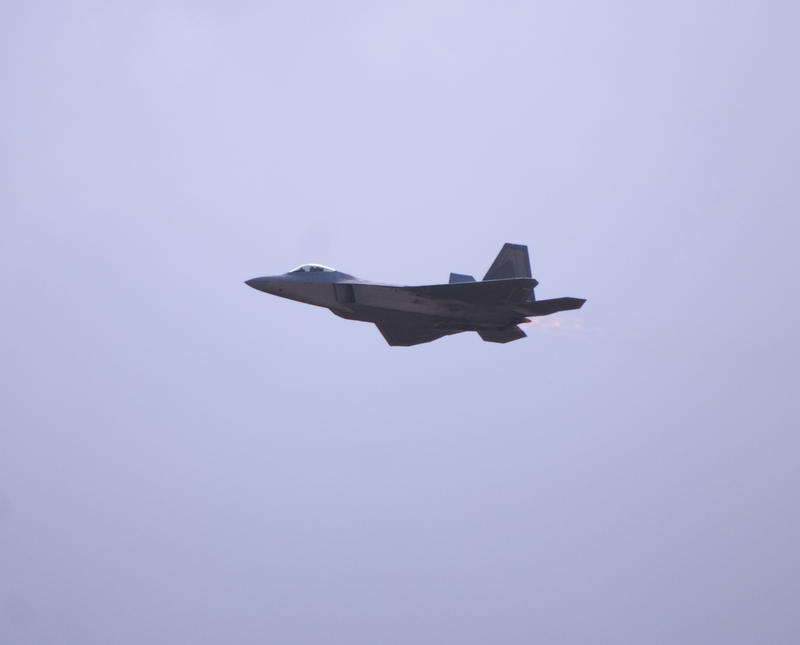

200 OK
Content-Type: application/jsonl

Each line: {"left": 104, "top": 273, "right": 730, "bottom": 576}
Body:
{"left": 478, "top": 326, "right": 527, "bottom": 343}
{"left": 484, "top": 243, "right": 532, "bottom": 280}
{"left": 524, "top": 297, "right": 586, "bottom": 316}
{"left": 449, "top": 273, "right": 475, "bottom": 283}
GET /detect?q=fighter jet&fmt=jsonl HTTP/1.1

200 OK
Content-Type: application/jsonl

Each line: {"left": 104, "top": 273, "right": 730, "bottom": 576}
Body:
{"left": 245, "top": 243, "right": 585, "bottom": 346}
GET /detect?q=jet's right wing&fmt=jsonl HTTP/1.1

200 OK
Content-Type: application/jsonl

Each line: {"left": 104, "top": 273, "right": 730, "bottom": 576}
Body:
{"left": 375, "top": 321, "right": 455, "bottom": 346}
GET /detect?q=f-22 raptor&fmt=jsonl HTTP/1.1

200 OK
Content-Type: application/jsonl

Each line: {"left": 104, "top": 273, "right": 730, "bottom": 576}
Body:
{"left": 245, "top": 243, "right": 585, "bottom": 346}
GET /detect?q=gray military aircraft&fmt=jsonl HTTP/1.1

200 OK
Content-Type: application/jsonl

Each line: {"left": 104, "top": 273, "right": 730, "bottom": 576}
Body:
{"left": 245, "top": 243, "right": 585, "bottom": 346}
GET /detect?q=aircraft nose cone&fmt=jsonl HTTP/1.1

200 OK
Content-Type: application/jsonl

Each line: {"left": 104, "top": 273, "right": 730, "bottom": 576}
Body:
{"left": 245, "top": 277, "right": 271, "bottom": 292}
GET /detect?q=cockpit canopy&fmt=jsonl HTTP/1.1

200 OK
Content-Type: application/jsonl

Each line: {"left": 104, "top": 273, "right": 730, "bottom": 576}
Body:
{"left": 289, "top": 263, "right": 337, "bottom": 274}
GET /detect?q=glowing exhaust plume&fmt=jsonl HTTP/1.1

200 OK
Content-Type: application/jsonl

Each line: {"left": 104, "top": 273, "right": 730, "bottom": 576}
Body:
{"left": 522, "top": 317, "right": 584, "bottom": 331}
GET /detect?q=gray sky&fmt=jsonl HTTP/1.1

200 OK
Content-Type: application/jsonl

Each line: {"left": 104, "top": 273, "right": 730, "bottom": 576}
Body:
{"left": 2, "top": 1, "right": 798, "bottom": 643}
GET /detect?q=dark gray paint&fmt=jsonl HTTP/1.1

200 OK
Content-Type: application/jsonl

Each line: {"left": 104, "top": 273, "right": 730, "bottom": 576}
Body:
{"left": 246, "top": 243, "right": 585, "bottom": 345}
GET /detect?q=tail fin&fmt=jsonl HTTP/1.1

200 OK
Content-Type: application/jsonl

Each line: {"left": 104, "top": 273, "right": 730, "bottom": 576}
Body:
{"left": 449, "top": 273, "right": 475, "bottom": 283}
{"left": 484, "top": 243, "right": 531, "bottom": 280}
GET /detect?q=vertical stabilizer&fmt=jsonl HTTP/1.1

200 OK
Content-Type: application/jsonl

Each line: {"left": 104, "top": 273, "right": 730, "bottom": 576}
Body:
{"left": 483, "top": 243, "right": 532, "bottom": 280}
{"left": 449, "top": 273, "right": 476, "bottom": 283}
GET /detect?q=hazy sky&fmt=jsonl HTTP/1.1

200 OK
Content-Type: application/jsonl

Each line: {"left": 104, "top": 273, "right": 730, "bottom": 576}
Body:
{"left": 2, "top": 2, "right": 799, "bottom": 643}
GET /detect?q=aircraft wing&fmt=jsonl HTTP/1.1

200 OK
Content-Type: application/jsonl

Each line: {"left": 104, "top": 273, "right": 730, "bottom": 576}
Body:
{"left": 375, "top": 321, "right": 455, "bottom": 346}
{"left": 406, "top": 278, "right": 538, "bottom": 304}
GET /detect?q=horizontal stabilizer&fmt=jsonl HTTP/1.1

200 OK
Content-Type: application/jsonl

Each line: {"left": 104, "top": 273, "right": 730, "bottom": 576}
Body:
{"left": 449, "top": 272, "right": 475, "bottom": 283}
{"left": 478, "top": 326, "right": 527, "bottom": 343}
{"left": 525, "top": 297, "right": 586, "bottom": 316}
{"left": 484, "top": 243, "right": 531, "bottom": 280}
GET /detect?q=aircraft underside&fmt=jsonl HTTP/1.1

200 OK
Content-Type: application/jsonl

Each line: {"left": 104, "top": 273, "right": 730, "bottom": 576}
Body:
{"left": 330, "top": 305, "right": 530, "bottom": 346}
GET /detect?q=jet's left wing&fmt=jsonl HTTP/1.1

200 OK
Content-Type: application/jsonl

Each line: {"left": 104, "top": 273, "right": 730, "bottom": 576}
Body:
{"left": 407, "top": 277, "right": 538, "bottom": 305}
